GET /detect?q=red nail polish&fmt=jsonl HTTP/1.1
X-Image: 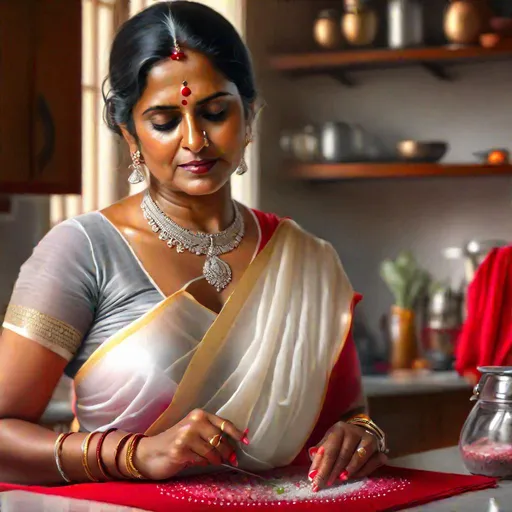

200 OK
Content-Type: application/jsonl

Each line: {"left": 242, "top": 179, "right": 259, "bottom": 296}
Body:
{"left": 312, "top": 484, "right": 319, "bottom": 493}
{"left": 308, "top": 469, "right": 318, "bottom": 482}
{"left": 317, "top": 446, "right": 325, "bottom": 456}
{"left": 229, "top": 453, "right": 238, "bottom": 467}
{"left": 243, "top": 428, "right": 249, "bottom": 436}
{"left": 339, "top": 470, "right": 349, "bottom": 481}
{"left": 242, "top": 436, "right": 250, "bottom": 446}
{"left": 308, "top": 447, "right": 318, "bottom": 460}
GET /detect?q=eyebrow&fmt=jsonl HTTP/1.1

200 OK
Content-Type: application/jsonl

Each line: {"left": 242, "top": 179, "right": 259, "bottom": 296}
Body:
{"left": 142, "top": 91, "right": 233, "bottom": 115}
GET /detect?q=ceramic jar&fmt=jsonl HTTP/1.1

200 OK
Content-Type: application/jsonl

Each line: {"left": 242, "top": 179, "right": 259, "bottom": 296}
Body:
{"left": 342, "top": 3, "right": 378, "bottom": 46}
{"left": 313, "top": 9, "right": 344, "bottom": 49}
{"left": 444, "top": 0, "right": 488, "bottom": 44}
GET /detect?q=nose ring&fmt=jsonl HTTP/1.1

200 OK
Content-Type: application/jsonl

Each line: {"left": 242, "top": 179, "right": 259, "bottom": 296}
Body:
{"left": 202, "top": 130, "right": 210, "bottom": 148}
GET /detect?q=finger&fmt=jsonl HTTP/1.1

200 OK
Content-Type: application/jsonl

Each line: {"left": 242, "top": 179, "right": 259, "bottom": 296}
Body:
{"left": 351, "top": 452, "right": 388, "bottom": 479}
{"left": 313, "top": 427, "right": 343, "bottom": 491}
{"left": 190, "top": 435, "right": 224, "bottom": 466}
{"left": 199, "top": 428, "right": 238, "bottom": 466}
{"left": 307, "top": 446, "right": 325, "bottom": 482}
{"left": 207, "top": 413, "right": 248, "bottom": 445}
{"left": 326, "top": 429, "right": 361, "bottom": 486}
{"left": 344, "top": 434, "right": 378, "bottom": 478}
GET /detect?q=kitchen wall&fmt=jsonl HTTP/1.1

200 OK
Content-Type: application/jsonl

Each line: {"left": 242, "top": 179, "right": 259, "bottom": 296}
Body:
{"left": 0, "top": 198, "right": 49, "bottom": 315}
{"left": 247, "top": 4, "right": 512, "bottom": 346}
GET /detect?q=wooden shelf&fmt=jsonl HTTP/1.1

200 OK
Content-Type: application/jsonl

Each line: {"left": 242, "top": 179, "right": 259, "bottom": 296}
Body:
{"left": 289, "top": 163, "right": 512, "bottom": 180}
{"left": 271, "top": 44, "right": 512, "bottom": 72}
{"left": 270, "top": 44, "right": 512, "bottom": 84}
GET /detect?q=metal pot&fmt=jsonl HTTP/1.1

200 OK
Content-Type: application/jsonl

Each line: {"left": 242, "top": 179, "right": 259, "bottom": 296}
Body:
{"left": 319, "top": 122, "right": 353, "bottom": 162}
{"left": 388, "top": 0, "right": 424, "bottom": 48}
{"left": 290, "top": 125, "right": 320, "bottom": 162}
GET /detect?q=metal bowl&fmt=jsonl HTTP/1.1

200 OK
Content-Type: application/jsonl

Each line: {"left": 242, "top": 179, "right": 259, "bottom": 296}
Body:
{"left": 396, "top": 140, "right": 448, "bottom": 163}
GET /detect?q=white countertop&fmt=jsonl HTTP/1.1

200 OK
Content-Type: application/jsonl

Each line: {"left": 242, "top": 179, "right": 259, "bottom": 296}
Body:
{"left": 363, "top": 370, "right": 472, "bottom": 397}
{"left": 390, "top": 446, "right": 512, "bottom": 511}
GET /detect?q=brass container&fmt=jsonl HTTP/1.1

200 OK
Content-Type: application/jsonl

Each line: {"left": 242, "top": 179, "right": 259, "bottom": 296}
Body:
{"left": 444, "top": 0, "right": 487, "bottom": 44}
{"left": 342, "top": 8, "right": 378, "bottom": 46}
{"left": 389, "top": 306, "right": 418, "bottom": 370}
{"left": 313, "top": 10, "right": 344, "bottom": 50}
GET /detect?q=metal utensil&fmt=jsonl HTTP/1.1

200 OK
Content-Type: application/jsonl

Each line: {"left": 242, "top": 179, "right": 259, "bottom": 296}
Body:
{"left": 220, "top": 463, "right": 268, "bottom": 481}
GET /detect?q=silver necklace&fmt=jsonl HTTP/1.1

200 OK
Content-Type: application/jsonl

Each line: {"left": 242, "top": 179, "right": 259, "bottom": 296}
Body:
{"left": 141, "top": 190, "right": 245, "bottom": 292}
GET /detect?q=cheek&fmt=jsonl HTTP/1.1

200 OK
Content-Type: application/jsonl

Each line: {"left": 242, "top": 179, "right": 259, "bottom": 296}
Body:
{"left": 137, "top": 122, "right": 180, "bottom": 162}
{"left": 212, "top": 110, "right": 246, "bottom": 156}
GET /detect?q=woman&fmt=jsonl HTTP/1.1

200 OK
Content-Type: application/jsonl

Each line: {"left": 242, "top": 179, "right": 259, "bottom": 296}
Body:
{"left": 0, "top": 1, "right": 387, "bottom": 495}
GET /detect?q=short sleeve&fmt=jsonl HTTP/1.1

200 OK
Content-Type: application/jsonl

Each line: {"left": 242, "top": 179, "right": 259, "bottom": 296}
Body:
{"left": 2, "top": 219, "right": 98, "bottom": 361}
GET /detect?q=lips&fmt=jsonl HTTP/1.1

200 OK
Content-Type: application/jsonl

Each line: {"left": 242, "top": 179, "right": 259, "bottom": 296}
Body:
{"left": 178, "top": 159, "right": 218, "bottom": 175}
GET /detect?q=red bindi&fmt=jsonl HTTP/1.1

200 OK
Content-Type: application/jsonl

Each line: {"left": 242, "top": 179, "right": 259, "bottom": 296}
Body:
{"left": 181, "top": 82, "right": 192, "bottom": 97}
{"left": 182, "top": 100, "right": 188, "bottom": 106}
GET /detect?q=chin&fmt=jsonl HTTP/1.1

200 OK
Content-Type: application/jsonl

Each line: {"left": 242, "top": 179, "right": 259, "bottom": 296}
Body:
{"left": 177, "top": 175, "right": 230, "bottom": 197}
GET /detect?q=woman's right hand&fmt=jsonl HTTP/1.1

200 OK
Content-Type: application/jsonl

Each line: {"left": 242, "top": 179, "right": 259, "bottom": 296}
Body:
{"left": 135, "top": 409, "right": 248, "bottom": 481}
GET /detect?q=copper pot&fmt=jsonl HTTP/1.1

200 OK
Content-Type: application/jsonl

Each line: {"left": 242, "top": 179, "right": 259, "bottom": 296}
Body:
{"left": 313, "top": 9, "right": 344, "bottom": 50}
{"left": 444, "top": 0, "right": 489, "bottom": 45}
{"left": 342, "top": 8, "right": 378, "bottom": 46}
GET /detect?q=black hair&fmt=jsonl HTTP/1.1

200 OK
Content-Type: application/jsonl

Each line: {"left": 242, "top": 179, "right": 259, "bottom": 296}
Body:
{"left": 103, "top": 1, "right": 257, "bottom": 137}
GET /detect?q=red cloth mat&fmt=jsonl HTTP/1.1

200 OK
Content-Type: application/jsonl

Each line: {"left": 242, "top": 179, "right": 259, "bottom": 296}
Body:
{"left": 0, "top": 465, "right": 497, "bottom": 511}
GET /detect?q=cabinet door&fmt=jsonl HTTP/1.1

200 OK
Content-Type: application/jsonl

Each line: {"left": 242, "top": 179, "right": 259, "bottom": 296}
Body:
{"left": 31, "top": 0, "right": 82, "bottom": 194}
{"left": 0, "top": 0, "right": 34, "bottom": 191}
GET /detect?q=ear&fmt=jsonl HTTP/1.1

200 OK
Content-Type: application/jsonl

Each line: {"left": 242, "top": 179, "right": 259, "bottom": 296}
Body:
{"left": 119, "top": 125, "right": 140, "bottom": 156}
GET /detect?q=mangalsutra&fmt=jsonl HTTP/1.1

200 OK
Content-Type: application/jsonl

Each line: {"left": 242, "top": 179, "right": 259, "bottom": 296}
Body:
{"left": 141, "top": 191, "right": 245, "bottom": 292}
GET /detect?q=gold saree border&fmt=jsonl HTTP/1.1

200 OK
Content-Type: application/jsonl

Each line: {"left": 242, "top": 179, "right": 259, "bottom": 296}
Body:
{"left": 3, "top": 304, "right": 81, "bottom": 359}
{"left": 145, "top": 219, "right": 293, "bottom": 435}
{"left": 74, "top": 291, "right": 185, "bottom": 387}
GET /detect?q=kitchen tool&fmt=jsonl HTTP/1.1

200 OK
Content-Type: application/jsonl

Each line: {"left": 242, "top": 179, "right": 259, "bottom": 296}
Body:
{"left": 220, "top": 464, "right": 268, "bottom": 481}
{"left": 396, "top": 140, "right": 448, "bottom": 162}
{"left": 460, "top": 366, "right": 512, "bottom": 478}
{"left": 388, "top": 0, "right": 424, "bottom": 48}
{"left": 423, "top": 284, "right": 463, "bottom": 371}
{"left": 313, "top": 9, "right": 344, "bottom": 49}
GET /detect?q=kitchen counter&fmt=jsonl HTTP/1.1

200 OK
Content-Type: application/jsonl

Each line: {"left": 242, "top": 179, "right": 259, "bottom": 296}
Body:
{"left": 365, "top": 371, "right": 474, "bottom": 457}
{"left": 1, "top": 446, "right": 508, "bottom": 511}
{"left": 390, "top": 446, "right": 512, "bottom": 511}
{"left": 363, "top": 370, "right": 472, "bottom": 397}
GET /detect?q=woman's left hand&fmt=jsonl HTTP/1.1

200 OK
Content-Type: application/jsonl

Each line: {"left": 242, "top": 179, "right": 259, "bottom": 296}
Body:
{"left": 307, "top": 421, "right": 388, "bottom": 491}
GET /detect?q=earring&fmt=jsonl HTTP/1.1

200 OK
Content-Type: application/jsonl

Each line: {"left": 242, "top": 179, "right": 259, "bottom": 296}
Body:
{"left": 236, "top": 156, "right": 248, "bottom": 176}
{"left": 202, "top": 130, "right": 210, "bottom": 148}
{"left": 128, "top": 150, "right": 145, "bottom": 185}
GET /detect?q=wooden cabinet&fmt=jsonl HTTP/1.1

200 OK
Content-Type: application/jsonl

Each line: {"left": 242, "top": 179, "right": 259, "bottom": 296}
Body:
{"left": 0, "top": 0, "right": 81, "bottom": 194}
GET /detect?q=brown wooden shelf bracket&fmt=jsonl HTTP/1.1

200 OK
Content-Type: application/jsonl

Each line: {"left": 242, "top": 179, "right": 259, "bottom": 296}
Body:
{"left": 420, "top": 62, "right": 453, "bottom": 81}
{"left": 327, "top": 70, "right": 357, "bottom": 87}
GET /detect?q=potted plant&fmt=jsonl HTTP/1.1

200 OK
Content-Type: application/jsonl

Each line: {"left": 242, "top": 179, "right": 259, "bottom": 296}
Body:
{"left": 380, "top": 251, "right": 430, "bottom": 370}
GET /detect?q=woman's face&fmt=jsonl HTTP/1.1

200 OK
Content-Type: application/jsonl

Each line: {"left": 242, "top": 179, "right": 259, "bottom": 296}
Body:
{"left": 124, "top": 49, "right": 250, "bottom": 197}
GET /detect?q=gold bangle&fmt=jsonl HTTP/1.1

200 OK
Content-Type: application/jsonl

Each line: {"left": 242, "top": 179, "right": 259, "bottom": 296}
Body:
{"left": 347, "top": 417, "right": 388, "bottom": 454}
{"left": 54, "top": 432, "right": 73, "bottom": 483}
{"left": 81, "top": 432, "right": 100, "bottom": 482}
{"left": 114, "top": 433, "right": 132, "bottom": 478}
{"left": 125, "top": 434, "right": 147, "bottom": 480}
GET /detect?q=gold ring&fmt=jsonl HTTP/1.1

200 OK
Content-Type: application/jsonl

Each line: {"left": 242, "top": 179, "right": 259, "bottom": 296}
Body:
{"left": 209, "top": 434, "right": 222, "bottom": 448}
{"left": 220, "top": 421, "right": 226, "bottom": 432}
{"left": 356, "top": 446, "right": 367, "bottom": 459}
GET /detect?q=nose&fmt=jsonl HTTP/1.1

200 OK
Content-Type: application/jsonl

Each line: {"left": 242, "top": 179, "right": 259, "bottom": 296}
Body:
{"left": 181, "top": 114, "right": 205, "bottom": 154}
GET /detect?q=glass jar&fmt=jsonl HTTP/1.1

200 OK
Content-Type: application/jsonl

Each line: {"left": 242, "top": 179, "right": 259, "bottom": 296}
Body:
{"left": 459, "top": 366, "right": 512, "bottom": 478}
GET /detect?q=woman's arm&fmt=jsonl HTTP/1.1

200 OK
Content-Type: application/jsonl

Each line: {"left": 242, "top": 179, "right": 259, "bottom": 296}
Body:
{"left": 0, "top": 330, "right": 136, "bottom": 484}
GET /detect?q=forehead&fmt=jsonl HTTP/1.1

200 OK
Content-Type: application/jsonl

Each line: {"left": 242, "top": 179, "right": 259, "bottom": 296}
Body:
{"left": 136, "top": 49, "right": 238, "bottom": 109}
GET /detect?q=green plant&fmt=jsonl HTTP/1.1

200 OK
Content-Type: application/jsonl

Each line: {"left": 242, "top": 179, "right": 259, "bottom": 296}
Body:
{"left": 380, "top": 251, "right": 430, "bottom": 309}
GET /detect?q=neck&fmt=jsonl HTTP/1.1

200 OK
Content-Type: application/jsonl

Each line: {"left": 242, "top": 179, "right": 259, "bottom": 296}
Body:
{"left": 147, "top": 184, "right": 235, "bottom": 234}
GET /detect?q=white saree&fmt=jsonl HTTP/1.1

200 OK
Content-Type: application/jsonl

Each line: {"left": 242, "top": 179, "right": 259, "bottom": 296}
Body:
{"left": 73, "top": 219, "right": 355, "bottom": 471}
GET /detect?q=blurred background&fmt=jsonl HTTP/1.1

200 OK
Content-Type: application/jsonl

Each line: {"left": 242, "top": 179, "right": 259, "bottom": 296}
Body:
{"left": 1, "top": 0, "right": 511, "bottom": 457}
